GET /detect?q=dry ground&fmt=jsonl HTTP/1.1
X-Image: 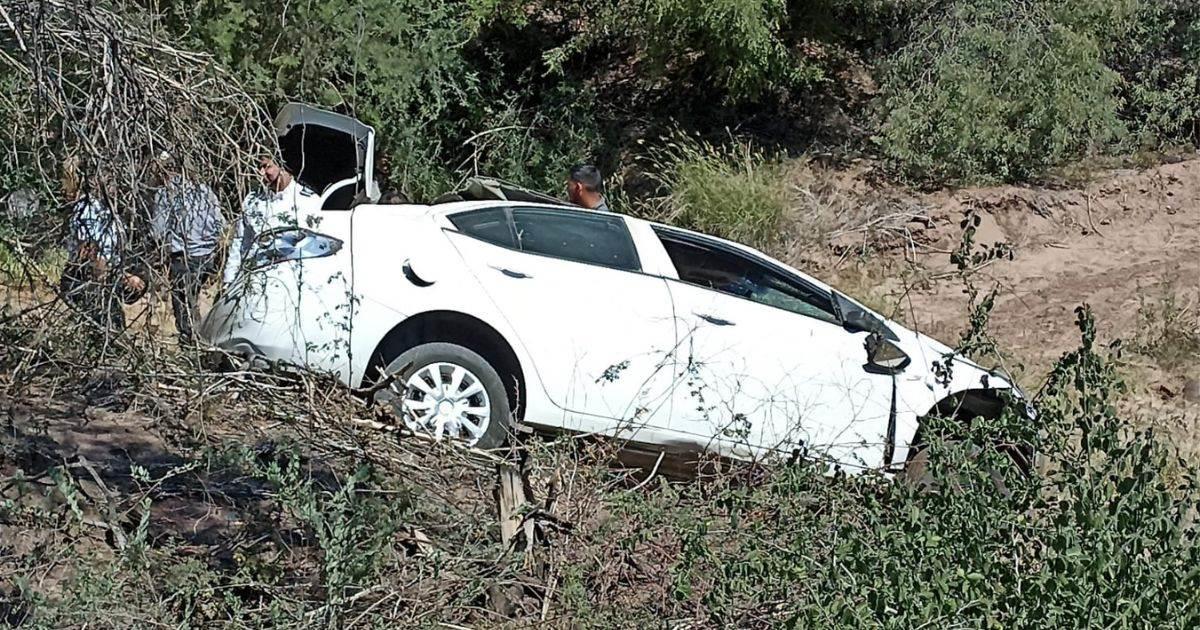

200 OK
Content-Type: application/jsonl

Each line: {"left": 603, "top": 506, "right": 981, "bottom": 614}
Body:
{"left": 814, "top": 157, "right": 1200, "bottom": 461}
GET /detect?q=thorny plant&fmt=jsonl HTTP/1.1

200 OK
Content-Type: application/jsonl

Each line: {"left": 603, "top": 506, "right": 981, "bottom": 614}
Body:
{"left": 0, "top": 0, "right": 274, "bottom": 379}
{"left": 932, "top": 209, "right": 1016, "bottom": 387}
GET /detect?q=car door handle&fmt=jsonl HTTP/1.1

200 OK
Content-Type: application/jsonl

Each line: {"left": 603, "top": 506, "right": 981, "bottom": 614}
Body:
{"left": 696, "top": 312, "right": 736, "bottom": 327}
{"left": 491, "top": 265, "right": 531, "bottom": 279}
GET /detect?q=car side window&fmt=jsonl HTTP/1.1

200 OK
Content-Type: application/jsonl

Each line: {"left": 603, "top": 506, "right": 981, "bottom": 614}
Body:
{"left": 449, "top": 208, "right": 517, "bottom": 248}
{"left": 511, "top": 208, "right": 640, "bottom": 271}
{"left": 655, "top": 229, "right": 840, "bottom": 325}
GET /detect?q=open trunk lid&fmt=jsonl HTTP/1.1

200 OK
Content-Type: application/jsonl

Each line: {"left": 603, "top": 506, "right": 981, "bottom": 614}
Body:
{"left": 274, "top": 103, "right": 378, "bottom": 203}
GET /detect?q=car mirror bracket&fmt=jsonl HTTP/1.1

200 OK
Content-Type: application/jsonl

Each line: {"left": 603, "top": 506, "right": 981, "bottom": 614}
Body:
{"left": 864, "top": 332, "right": 911, "bottom": 375}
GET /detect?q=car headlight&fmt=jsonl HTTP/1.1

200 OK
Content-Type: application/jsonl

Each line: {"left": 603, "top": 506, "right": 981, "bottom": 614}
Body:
{"left": 247, "top": 228, "right": 342, "bottom": 270}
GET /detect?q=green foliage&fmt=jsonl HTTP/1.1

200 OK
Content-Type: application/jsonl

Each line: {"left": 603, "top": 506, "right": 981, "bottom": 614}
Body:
{"left": 153, "top": 0, "right": 601, "bottom": 200}
{"left": 880, "top": 0, "right": 1126, "bottom": 183}
{"left": 545, "top": 0, "right": 807, "bottom": 100}
{"left": 158, "top": 0, "right": 477, "bottom": 197}
{"left": 879, "top": 0, "right": 1199, "bottom": 183}
{"left": 454, "top": 87, "right": 602, "bottom": 197}
{"left": 243, "top": 445, "right": 407, "bottom": 623}
{"left": 643, "top": 135, "right": 790, "bottom": 247}
{"left": 555, "top": 307, "right": 1200, "bottom": 628}
{"left": 1107, "top": 0, "right": 1200, "bottom": 148}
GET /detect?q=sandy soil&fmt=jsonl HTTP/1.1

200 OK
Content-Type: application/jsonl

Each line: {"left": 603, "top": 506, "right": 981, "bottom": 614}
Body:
{"left": 814, "top": 158, "right": 1200, "bottom": 459}
{"left": 901, "top": 159, "right": 1199, "bottom": 371}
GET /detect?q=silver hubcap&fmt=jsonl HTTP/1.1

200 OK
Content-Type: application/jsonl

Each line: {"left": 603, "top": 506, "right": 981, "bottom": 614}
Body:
{"left": 395, "top": 362, "right": 491, "bottom": 446}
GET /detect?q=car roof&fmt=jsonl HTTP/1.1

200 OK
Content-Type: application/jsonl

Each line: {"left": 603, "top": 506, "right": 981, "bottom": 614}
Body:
{"left": 416, "top": 199, "right": 612, "bottom": 217}
{"left": 404, "top": 200, "right": 785, "bottom": 259}
{"left": 363, "top": 198, "right": 844, "bottom": 305}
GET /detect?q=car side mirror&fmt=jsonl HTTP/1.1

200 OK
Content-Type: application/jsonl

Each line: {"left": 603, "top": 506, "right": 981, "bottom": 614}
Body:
{"left": 864, "top": 332, "right": 911, "bottom": 375}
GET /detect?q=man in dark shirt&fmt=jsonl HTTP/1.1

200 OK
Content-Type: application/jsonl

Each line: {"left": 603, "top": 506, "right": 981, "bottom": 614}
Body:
{"left": 567, "top": 164, "right": 612, "bottom": 213}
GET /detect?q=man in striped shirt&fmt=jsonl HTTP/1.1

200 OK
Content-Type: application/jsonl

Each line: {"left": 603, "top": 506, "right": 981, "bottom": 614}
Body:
{"left": 149, "top": 153, "right": 225, "bottom": 343}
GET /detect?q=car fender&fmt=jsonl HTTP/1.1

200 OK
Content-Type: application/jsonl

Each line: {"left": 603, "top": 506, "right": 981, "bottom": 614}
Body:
{"left": 888, "top": 330, "right": 1025, "bottom": 466}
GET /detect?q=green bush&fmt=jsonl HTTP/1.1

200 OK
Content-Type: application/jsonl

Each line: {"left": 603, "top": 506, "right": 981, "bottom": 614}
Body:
{"left": 556, "top": 307, "right": 1200, "bottom": 627}
{"left": 154, "top": 0, "right": 602, "bottom": 200}
{"left": 544, "top": 0, "right": 807, "bottom": 101}
{"left": 1108, "top": 0, "right": 1200, "bottom": 148}
{"left": 879, "top": 1, "right": 1126, "bottom": 183}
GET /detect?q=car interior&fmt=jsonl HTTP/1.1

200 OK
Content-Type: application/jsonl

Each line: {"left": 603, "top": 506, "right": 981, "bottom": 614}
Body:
{"left": 279, "top": 124, "right": 364, "bottom": 197}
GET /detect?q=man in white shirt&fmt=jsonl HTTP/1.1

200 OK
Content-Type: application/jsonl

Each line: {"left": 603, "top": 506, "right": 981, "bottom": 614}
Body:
{"left": 222, "top": 156, "right": 321, "bottom": 287}
{"left": 149, "top": 153, "right": 225, "bottom": 343}
{"left": 58, "top": 159, "right": 146, "bottom": 333}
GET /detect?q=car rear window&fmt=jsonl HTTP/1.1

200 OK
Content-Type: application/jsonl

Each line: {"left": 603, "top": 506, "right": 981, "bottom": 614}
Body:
{"left": 449, "top": 208, "right": 516, "bottom": 248}
{"left": 512, "top": 208, "right": 640, "bottom": 271}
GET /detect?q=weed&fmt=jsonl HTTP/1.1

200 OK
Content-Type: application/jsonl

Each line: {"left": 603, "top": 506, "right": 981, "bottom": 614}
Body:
{"left": 1131, "top": 280, "right": 1200, "bottom": 372}
{"left": 642, "top": 135, "right": 790, "bottom": 249}
{"left": 642, "top": 135, "right": 925, "bottom": 258}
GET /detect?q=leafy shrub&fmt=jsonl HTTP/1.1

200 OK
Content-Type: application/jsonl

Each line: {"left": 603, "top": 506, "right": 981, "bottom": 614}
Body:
{"left": 1107, "top": 0, "right": 1200, "bottom": 148}
{"left": 453, "top": 87, "right": 602, "bottom": 197}
{"left": 156, "top": 0, "right": 602, "bottom": 200}
{"left": 556, "top": 307, "right": 1200, "bottom": 627}
{"left": 545, "top": 0, "right": 807, "bottom": 101}
{"left": 880, "top": 0, "right": 1125, "bottom": 183}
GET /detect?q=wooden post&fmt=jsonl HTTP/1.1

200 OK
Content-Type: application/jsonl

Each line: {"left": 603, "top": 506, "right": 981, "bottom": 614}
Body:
{"left": 495, "top": 459, "right": 536, "bottom": 551}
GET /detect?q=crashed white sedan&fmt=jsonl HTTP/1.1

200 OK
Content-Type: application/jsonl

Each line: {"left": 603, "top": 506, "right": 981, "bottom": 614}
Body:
{"left": 202, "top": 104, "right": 1026, "bottom": 473}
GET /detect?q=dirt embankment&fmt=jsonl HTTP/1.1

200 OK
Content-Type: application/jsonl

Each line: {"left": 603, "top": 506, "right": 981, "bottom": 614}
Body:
{"left": 808, "top": 157, "right": 1199, "bottom": 458}
{"left": 902, "top": 159, "right": 1199, "bottom": 371}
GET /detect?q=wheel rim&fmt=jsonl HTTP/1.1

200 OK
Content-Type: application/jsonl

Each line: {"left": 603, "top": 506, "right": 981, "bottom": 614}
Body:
{"left": 395, "top": 362, "right": 491, "bottom": 446}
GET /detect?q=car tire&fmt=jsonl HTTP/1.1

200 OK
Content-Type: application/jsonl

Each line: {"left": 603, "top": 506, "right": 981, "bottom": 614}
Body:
{"left": 374, "top": 342, "right": 512, "bottom": 449}
{"left": 899, "top": 441, "right": 1034, "bottom": 497}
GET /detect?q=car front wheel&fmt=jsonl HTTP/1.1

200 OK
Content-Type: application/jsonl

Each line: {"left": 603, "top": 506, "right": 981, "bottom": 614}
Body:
{"left": 375, "top": 342, "right": 512, "bottom": 449}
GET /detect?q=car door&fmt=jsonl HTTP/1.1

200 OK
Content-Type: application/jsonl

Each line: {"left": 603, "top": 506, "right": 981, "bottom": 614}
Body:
{"left": 654, "top": 227, "right": 896, "bottom": 470}
{"left": 443, "top": 206, "right": 678, "bottom": 431}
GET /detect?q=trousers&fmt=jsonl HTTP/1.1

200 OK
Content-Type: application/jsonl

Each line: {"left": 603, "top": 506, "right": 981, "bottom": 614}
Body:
{"left": 168, "top": 254, "right": 214, "bottom": 342}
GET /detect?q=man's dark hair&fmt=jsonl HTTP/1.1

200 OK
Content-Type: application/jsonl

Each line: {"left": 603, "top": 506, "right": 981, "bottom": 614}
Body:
{"left": 568, "top": 163, "right": 604, "bottom": 194}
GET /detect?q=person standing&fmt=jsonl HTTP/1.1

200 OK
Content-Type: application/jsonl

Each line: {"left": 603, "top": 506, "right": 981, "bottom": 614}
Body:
{"left": 149, "top": 152, "right": 225, "bottom": 343}
{"left": 59, "top": 160, "right": 145, "bottom": 333}
{"left": 566, "top": 164, "right": 612, "bottom": 213}
{"left": 222, "top": 156, "right": 320, "bottom": 287}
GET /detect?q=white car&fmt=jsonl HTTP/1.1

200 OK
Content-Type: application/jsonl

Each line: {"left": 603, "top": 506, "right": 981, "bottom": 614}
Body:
{"left": 202, "top": 104, "right": 1027, "bottom": 473}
